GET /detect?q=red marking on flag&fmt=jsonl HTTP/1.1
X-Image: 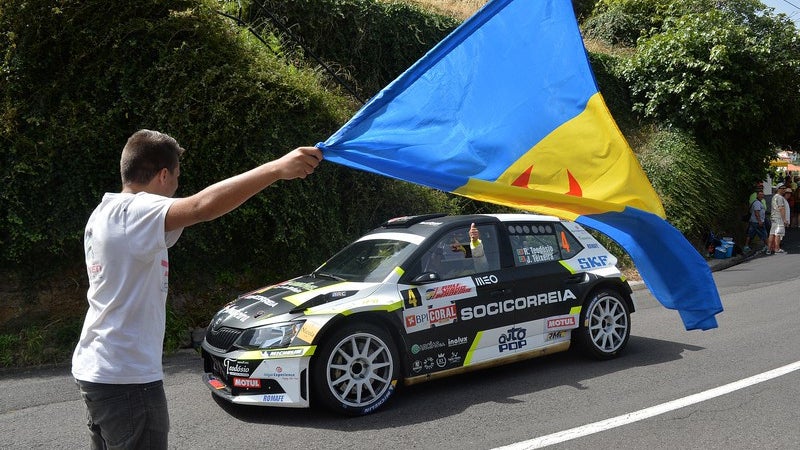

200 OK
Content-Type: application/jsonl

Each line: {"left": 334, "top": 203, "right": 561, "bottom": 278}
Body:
{"left": 566, "top": 170, "right": 582, "bottom": 196}
{"left": 513, "top": 165, "right": 533, "bottom": 187}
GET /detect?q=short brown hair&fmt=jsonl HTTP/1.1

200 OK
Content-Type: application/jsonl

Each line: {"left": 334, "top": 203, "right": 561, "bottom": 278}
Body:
{"left": 120, "top": 130, "right": 185, "bottom": 185}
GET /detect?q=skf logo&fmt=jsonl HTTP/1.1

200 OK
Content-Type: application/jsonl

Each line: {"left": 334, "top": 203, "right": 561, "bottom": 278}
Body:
{"left": 232, "top": 377, "right": 261, "bottom": 388}
{"left": 577, "top": 255, "right": 608, "bottom": 270}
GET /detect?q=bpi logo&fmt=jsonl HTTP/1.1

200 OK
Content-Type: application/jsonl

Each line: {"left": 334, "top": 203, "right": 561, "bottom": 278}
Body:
{"left": 498, "top": 327, "right": 527, "bottom": 352}
{"left": 405, "top": 312, "right": 427, "bottom": 327}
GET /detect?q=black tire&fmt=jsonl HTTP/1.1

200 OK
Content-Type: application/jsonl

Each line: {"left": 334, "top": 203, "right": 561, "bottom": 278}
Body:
{"left": 311, "top": 322, "right": 400, "bottom": 415}
{"left": 574, "top": 289, "right": 631, "bottom": 360}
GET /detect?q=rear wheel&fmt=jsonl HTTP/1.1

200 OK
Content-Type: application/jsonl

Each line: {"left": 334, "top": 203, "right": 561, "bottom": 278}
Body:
{"left": 311, "top": 322, "right": 399, "bottom": 415}
{"left": 574, "top": 289, "right": 631, "bottom": 360}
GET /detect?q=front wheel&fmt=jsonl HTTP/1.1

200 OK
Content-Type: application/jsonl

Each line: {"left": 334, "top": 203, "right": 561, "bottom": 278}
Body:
{"left": 311, "top": 322, "right": 399, "bottom": 415}
{"left": 574, "top": 289, "right": 631, "bottom": 360}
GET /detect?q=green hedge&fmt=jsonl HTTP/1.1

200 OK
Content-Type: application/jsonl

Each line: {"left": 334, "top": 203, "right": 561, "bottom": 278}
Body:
{"left": 236, "top": 0, "right": 460, "bottom": 99}
{"left": 1, "top": 0, "right": 456, "bottom": 283}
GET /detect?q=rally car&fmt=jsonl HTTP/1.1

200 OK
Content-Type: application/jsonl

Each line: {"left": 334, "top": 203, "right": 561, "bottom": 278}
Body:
{"left": 201, "top": 214, "right": 635, "bottom": 415}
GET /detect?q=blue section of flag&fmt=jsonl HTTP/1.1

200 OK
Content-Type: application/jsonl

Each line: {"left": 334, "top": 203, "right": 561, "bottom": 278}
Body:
{"left": 319, "top": 0, "right": 596, "bottom": 191}
{"left": 317, "top": 0, "right": 723, "bottom": 331}
{"left": 576, "top": 209, "right": 722, "bottom": 330}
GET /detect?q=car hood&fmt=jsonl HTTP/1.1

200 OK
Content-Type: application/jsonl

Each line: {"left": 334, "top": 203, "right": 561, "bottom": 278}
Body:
{"left": 208, "top": 276, "right": 375, "bottom": 330}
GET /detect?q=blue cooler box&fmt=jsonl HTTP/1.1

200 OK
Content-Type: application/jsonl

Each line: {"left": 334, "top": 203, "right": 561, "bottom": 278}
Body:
{"left": 714, "top": 243, "right": 733, "bottom": 259}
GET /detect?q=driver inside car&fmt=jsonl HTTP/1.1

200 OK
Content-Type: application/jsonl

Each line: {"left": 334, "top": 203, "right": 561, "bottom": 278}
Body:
{"left": 423, "top": 223, "right": 488, "bottom": 278}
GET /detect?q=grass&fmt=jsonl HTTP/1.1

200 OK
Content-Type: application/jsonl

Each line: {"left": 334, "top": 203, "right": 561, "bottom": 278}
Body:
{"left": 399, "top": 0, "right": 488, "bottom": 19}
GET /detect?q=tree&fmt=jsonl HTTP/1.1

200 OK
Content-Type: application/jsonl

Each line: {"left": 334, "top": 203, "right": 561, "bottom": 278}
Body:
{"left": 620, "top": 0, "right": 800, "bottom": 187}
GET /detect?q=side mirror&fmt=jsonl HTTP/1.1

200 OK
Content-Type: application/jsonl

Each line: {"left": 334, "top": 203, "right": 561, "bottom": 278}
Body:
{"left": 411, "top": 272, "right": 440, "bottom": 283}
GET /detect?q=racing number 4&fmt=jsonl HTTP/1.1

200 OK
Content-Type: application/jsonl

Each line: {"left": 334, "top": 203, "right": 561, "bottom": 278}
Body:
{"left": 560, "top": 231, "right": 570, "bottom": 253}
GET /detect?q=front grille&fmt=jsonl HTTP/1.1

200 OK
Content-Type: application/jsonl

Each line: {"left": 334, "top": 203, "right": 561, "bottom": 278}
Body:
{"left": 205, "top": 326, "right": 243, "bottom": 352}
{"left": 203, "top": 352, "right": 288, "bottom": 396}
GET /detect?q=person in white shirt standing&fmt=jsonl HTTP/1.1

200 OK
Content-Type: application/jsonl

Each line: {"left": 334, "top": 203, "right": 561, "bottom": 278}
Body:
{"left": 72, "top": 129, "right": 322, "bottom": 449}
{"left": 767, "top": 185, "right": 789, "bottom": 254}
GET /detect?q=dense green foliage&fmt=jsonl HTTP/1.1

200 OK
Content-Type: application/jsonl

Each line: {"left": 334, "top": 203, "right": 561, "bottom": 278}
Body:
{"left": 637, "top": 127, "right": 729, "bottom": 239}
{"left": 588, "top": 0, "right": 800, "bottom": 198}
{"left": 0, "top": 0, "right": 458, "bottom": 279}
{"left": 582, "top": 0, "right": 800, "bottom": 243}
{"left": 230, "top": 0, "right": 459, "bottom": 99}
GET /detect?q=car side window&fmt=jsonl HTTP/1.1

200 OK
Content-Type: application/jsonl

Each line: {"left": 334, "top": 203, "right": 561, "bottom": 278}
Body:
{"left": 506, "top": 222, "right": 582, "bottom": 266}
{"left": 553, "top": 223, "right": 583, "bottom": 260}
{"left": 418, "top": 224, "right": 500, "bottom": 280}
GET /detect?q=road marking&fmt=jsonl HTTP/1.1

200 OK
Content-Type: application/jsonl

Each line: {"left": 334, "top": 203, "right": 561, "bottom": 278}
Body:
{"left": 494, "top": 360, "right": 800, "bottom": 450}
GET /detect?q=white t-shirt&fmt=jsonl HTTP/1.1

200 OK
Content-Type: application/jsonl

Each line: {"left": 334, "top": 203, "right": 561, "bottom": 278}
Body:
{"left": 771, "top": 193, "right": 788, "bottom": 223}
{"left": 72, "top": 192, "right": 183, "bottom": 384}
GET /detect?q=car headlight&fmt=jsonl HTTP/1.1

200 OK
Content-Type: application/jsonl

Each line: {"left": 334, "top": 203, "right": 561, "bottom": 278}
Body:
{"left": 234, "top": 321, "right": 305, "bottom": 350}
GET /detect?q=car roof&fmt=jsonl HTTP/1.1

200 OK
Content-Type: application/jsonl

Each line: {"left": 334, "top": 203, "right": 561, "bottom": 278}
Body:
{"left": 367, "top": 213, "right": 563, "bottom": 240}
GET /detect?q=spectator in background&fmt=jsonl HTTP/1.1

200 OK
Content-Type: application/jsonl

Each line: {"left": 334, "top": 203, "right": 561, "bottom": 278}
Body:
{"left": 749, "top": 183, "right": 770, "bottom": 233}
{"left": 743, "top": 190, "right": 767, "bottom": 253}
{"left": 793, "top": 176, "right": 800, "bottom": 227}
{"left": 767, "top": 185, "right": 789, "bottom": 254}
{"left": 785, "top": 185, "right": 795, "bottom": 230}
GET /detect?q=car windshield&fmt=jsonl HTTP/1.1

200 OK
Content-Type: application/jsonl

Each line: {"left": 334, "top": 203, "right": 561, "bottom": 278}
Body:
{"left": 314, "top": 238, "right": 418, "bottom": 282}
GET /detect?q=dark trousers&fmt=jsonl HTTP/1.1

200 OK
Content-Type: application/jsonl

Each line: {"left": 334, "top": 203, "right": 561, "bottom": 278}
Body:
{"left": 76, "top": 379, "right": 169, "bottom": 450}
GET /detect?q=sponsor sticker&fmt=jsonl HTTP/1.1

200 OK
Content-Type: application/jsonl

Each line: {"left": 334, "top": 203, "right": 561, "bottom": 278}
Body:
{"left": 498, "top": 326, "right": 527, "bottom": 352}
{"left": 424, "top": 281, "right": 475, "bottom": 301}
{"left": 297, "top": 321, "right": 321, "bottom": 343}
{"left": 459, "top": 289, "right": 577, "bottom": 321}
{"left": 546, "top": 315, "right": 577, "bottom": 331}
{"left": 411, "top": 340, "right": 446, "bottom": 354}
{"left": 246, "top": 295, "right": 278, "bottom": 307}
{"left": 262, "top": 394, "right": 286, "bottom": 403}
{"left": 223, "top": 358, "right": 254, "bottom": 376}
{"left": 429, "top": 304, "right": 457, "bottom": 326}
{"left": 232, "top": 377, "right": 262, "bottom": 388}
{"left": 261, "top": 348, "right": 307, "bottom": 358}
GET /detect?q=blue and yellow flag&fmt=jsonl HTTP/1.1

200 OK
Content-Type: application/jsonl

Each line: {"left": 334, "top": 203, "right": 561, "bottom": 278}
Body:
{"left": 317, "top": 0, "right": 722, "bottom": 330}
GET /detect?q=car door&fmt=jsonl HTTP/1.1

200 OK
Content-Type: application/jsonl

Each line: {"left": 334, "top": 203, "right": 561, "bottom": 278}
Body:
{"left": 496, "top": 220, "right": 590, "bottom": 353}
{"left": 397, "top": 221, "right": 510, "bottom": 378}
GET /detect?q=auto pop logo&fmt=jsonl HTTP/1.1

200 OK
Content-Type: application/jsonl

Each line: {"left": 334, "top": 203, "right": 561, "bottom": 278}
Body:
{"left": 498, "top": 327, "right": 527, "bottom": 352}
{"left": 459, "top": 289, "right": 577, "bottom": 321}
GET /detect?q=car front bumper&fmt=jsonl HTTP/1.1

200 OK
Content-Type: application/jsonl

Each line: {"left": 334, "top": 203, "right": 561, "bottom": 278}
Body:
{"left": 201, "top": 345, "right": 314, "bottom": 408}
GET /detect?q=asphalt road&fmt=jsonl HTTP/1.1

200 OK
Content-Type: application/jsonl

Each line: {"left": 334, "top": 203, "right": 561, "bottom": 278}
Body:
{"left": 2, "top": 229, "right": 799, "bottom": 449}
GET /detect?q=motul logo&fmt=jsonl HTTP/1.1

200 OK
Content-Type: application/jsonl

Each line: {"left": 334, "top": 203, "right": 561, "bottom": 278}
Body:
{"left": 547, "top": 317, "right": 576, "bottom": 329}
{"left": 232, "top": 377, "right": 261, "bottom": 388}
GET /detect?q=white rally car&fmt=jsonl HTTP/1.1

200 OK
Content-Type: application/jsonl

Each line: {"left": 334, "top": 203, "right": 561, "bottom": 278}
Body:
{"left": 201, "top": 214, "right": 635, "bottom": 415}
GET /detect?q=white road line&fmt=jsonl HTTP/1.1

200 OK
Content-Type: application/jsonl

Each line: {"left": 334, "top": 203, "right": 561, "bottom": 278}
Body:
{"left": 494, "top": 360, "right": 800, "bottom": 450}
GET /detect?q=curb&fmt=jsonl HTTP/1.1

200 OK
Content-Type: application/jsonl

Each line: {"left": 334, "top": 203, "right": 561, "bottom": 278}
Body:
{"left": 629, "top": 249, "right": 760, "bottom": 292}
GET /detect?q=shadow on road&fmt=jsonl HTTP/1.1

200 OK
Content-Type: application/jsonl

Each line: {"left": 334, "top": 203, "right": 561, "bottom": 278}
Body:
{"left": 209, "top": 335, "right": 704, "bottom": 429}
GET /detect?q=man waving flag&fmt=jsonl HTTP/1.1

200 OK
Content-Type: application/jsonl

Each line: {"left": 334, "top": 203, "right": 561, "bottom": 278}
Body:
{"left": 317, "top": 0, "right": 723, "bottom": 330}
